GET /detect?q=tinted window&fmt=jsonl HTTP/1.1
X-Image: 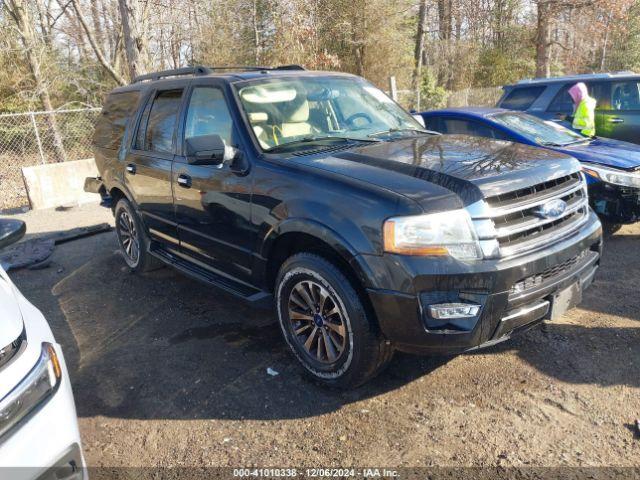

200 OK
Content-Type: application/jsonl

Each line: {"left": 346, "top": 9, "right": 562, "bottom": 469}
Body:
{"left": 611, "top": 81, "right": 640, "bottom": 111}
{"left": 422, "top": 116, "right": 445, "bottom": 133}
{"left": 500, "top": 87, "right": 545, "bottom": 111}
{"left": 184, "top": 87, "right": 233, "bottom": 144}
{"left": 548, "top": 82, "right": 603, "bottom": 113}
{"left": 93, "top": 91, "right": 140, "bottom": 149}
{"left": 547, "top": 85, "right": 574, "bottom": 114}
{"left": 134, "top": 89, "right": 183, "bottom": 153}
{"left": 440, "top": 118, "right": 506, "bottom": 140}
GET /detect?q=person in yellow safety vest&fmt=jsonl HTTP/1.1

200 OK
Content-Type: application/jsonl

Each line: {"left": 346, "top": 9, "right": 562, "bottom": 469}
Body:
{"left": 568, "top": 82, "right": 596, "bottom": 137}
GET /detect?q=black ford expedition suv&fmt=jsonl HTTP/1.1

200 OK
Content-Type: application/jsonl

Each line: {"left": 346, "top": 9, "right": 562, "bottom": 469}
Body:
{"left": 86, "top": 66, "right": 602, "bottom": 387}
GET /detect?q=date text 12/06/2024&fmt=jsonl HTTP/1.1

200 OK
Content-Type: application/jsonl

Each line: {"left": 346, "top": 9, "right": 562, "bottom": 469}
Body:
{"left": 232, "top": 468, "right": 400, "bottom": 478}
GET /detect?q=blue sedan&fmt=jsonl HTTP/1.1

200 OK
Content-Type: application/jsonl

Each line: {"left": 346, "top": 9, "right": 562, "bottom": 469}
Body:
{"left": 420, "top": 107, "right": 640, "bottom": 231}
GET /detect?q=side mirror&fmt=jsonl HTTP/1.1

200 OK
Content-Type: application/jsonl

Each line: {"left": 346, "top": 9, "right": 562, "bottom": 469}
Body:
{"left": 186, "top": 134, "right": 238, "bottom": 166}
{"left": 0, "top": 219, "right": 26, "bottom": 250}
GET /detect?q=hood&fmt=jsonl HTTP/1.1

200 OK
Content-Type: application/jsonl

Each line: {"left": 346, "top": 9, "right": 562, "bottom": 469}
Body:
{"left": 294, "top": 135, "right": 580, "bottom": 206}
{"left": 0, "top": 267, "right": 25, "bottom": 347}
{"left": 560, "top": 137, "right": 640, "bottom": 170}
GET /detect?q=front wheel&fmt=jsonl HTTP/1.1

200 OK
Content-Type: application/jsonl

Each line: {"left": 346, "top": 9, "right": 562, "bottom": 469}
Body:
{"left": 602, "top": 221, "right": 622, "bottom": 237}
{"left": 275, "top": 253, "right": 393, "bottom": 388}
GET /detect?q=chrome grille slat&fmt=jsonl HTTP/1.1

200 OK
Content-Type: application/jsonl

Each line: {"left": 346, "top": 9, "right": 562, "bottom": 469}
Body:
{"left": 470, "top": 172, "right": 589, "bottom": 259}
{"left": 499, "top": 210, "right": 588, "bottom": 257}
{"left": 494, "top": 195, "right": 587, "bottom": 238}
{"left": 486, "top": 180, "right": 584, "bottom": 218}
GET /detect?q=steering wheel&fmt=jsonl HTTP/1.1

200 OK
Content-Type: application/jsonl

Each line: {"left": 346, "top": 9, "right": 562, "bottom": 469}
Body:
{"left": 345, "top": 112, "right": 374, "bottom": 128}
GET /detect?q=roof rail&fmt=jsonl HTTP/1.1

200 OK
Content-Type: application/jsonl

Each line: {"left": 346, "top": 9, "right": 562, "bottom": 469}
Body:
{"left": 204, "top": 64, "right": 305, "bottom": 72}
{"left": 517, "top": 71, "right": 638, "bottom": 85}
{"left": 132, "top": 66, "right": 212, "bottom": 83}
{"left": 132, "top": 64, "right": 306, "bottom": 83}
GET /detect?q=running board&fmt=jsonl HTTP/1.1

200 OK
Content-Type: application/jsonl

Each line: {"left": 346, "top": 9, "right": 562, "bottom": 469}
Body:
{"left": 150, "top": 247, "right": 272, "bottom": 306}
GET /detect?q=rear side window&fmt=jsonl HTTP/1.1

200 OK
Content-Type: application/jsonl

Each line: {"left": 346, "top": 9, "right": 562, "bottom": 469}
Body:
{"left": 500, "top": 87, "right": 545, "bottom": 111}
{"left": 548, "top": 83, "right": 604, "bottom": 113}
{"left": 134, "top": 89, "right": 183, "bottom": 153}
{"left": 422, "top": 116, "right": 445, "bottom": 133}
{"left": 93, "top": 91, "right": 140, "bottom": 149}
{"left": 440, "top": 118, "right": 509, "bottom": 140}
{"left": 547, "top": 85, "right": 574, "bottom": 114}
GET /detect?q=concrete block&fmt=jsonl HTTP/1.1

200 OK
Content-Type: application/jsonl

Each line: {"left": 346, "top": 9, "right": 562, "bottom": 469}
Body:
{"left": 21, "top": 158, "right": 100, "bottom": 210}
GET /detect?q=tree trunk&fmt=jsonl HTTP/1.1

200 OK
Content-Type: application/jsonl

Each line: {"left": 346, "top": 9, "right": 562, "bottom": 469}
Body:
{"left": 413, "top": 0, "right": 429, "bottom": 110}
{"left": 6, "top": 0, "right": 66, "bottom": 162}
{"left": 438, "top": 0, "right": 452, "bottom": 40}
{"left": 252, "top": 0, "right": 261, "bottom": 65}
{"left": 352, "top": 2, "right": 366, "bottom": 77}
{"left": 535, "top": 0, "right": 552, "bottom": 78}
{"left": 70, "top": 0, "right": 127, "bottom": 85}
{"left": 91, "top": 0, "right": 105, "bottom": 54}
{"left": 118, "top": 0, "right": 150, "bottom": 80}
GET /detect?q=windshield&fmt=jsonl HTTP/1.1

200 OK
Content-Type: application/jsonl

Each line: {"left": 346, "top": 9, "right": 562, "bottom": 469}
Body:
{"left": 236, "top": 76, "right": 426, "bottom": 152}
{"left": 491, "top": 112, "right": 588, "bottom": 147}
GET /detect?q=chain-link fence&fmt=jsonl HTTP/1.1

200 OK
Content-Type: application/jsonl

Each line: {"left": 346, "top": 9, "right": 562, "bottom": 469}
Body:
{"left": 446, "top": 87, "right": 503, "bottom": 108}
{"left": 0, "top": 107, "right": 100, "bottom": 211}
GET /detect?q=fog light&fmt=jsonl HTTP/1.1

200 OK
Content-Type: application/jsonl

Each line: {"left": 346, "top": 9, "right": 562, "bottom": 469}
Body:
{"left": 428, "top": 303, "right": 481, "bottom": 319}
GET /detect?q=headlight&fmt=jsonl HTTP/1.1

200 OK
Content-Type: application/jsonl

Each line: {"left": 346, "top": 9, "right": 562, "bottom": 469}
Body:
{"left": 582, "top": 163, "right": 640, "bottom": 188}
{"left": 383, "top": 210, "right": 482, "bottom": 260}
{"left": 0, "top": 343, "right": 62, "bottom": 440}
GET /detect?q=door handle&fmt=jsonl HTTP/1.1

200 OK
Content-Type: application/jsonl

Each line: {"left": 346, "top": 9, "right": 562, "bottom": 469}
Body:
{"left": 177, "top": 174, "right": 192, "bottom": 188}
{"left": 126, "top": 164, "right": 136, "bottom": 174}
{"left": 609, "top": 118, "right": 625, "bottom": 124}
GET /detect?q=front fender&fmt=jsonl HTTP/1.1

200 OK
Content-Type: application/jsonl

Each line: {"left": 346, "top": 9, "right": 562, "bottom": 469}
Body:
{"left": 260, "top": 217, "right": 383, "bottom": 291}
{"left": 261, "top": 217, "right": 360, "bottom": 261}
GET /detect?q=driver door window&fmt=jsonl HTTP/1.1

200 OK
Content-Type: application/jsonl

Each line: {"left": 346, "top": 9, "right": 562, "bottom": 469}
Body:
{"left": 184, "top": 87, "right": 234, "bottom": 145}
{"left": 611, "top": 81, "right": 640, "bottom": 111}
{"left": 599, "top": 80, "right": 640, "bottom": 142}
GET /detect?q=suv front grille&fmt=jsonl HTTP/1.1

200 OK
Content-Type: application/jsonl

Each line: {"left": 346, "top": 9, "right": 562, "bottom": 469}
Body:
{"left": 471, "top": 172, "right": 589, "bottom": 258}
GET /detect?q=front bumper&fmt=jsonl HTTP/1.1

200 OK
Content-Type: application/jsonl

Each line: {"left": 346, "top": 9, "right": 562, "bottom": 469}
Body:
{"left": 588, "top": 181, "right": 640, "bottom": 224}
{"left": 0, "top": 283, "right": 85, "bottom": 479}
{"left": 361, "top": 211, "right": 603, "bottom": 355}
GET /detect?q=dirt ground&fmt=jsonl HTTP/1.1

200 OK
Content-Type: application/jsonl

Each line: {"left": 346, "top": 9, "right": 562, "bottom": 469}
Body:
{"left": 6, "top": 203, "right": 640, "bottom": 469}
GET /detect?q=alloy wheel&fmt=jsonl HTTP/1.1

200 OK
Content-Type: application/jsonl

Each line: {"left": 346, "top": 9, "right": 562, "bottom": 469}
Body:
{"left": 117, "top": 210, "right": 140, "bottom": 265}
{"left": 287, "top": 279, "right": 347, "bottom": 363}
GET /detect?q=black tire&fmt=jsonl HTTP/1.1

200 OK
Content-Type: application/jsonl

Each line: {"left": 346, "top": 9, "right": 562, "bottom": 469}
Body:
{"left": 114, "top": 198, "right": 162, "bottom": 273}
{"left": 602, "top": 221, "right": 622, "bottom": 237}
{"left": 275, "top": 253, "right": 393, "bottom": 388}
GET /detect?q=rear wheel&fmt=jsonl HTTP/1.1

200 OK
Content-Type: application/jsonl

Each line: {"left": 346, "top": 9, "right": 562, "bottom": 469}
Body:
{"left": 114, "top": 198, "right": 162, "bottom": 273}
{"left": 275, "top": 253, "right": 393, "bottom": 388}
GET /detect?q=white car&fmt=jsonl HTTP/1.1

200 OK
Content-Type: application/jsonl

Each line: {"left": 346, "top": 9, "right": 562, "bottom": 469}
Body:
{"left": 0, "top": 219, "right": 85, "bottom": 480}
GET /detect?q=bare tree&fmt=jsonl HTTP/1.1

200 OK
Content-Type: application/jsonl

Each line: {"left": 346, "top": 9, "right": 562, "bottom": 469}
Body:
{"left": 5, "top": 0, "right": 67, "bottom": 161}
{"left": 535, "top": 0, "right": 553, "bottom": 77}
{"left": 413, "top": 0, "right": 429, "bottom": 110}
{"left": 69, "top": 0, "right": 127, "bottom": 85}
{"left": 118, "top": 0, "right": 150, "bottom": 80}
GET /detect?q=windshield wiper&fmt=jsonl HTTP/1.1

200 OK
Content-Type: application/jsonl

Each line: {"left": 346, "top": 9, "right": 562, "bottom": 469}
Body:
{"left": 367, "top": 128, "right": 438, "bottom": 138}
{"left": 540, "top": 138, "right": 590, "bottom": 147}
{"left": 563, "top": 138, "right": 592, "bottom": 146}
{"left": 265, "top": 135, "right": 379, "bottom": 153}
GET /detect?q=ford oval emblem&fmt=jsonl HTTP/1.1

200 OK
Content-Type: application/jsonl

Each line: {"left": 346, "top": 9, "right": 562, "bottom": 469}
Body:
{"left": 535, "top": 199, "right": 567, "bottom": 219}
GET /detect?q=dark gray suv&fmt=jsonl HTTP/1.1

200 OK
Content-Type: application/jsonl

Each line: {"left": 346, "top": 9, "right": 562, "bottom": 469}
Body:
{"left": 497, "top": 72, "right": 640, "bottom": 144}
